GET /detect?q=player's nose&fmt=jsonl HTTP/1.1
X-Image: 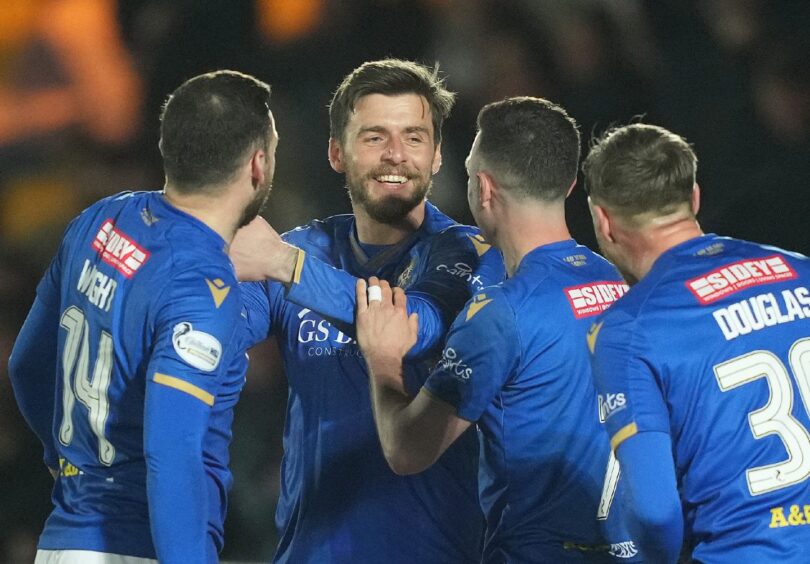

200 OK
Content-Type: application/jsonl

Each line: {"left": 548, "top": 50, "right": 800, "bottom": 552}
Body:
{"left": 382, "top": 137, "right": 405, "bottom": 164}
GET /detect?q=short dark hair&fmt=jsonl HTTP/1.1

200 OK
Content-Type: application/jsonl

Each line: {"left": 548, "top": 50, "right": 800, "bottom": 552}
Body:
{"left": 329, "top": 59, "right": 455, "bottom": 144}
{"left": 475, "top": 97, "right": 580, "bottom": 201}
{"left": 582, "top": 123, "right": 697, "bottom": 217}
{"left": 160, "top": 70, "right": 272, "bottom": 192}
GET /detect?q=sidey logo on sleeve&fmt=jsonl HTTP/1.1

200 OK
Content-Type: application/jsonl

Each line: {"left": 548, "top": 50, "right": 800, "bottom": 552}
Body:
{"left": 172, "top": 322, "right": 222, "bottom": 371}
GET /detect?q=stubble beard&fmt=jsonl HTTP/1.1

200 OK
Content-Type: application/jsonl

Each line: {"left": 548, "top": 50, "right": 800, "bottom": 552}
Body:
{"left": 346, "top": 166, "right": 432, "bottom": 224}
{"left": 238, "top": 180, "right": 272, "bottom": 228}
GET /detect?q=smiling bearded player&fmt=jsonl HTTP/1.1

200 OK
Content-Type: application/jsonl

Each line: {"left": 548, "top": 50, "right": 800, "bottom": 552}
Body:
{"left": 229, "top": 59, "right": 505, "bottom": 563}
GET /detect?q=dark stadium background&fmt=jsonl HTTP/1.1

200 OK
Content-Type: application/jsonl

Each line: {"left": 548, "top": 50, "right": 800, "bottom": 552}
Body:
{"left": 1, "top": 1, "right": 808, "bottom": 561}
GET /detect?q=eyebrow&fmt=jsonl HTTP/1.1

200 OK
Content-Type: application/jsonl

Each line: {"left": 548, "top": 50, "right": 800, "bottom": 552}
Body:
{"left": 404, "top": 126, "right": 430, "bottom": 135}
{"left": 357, "top": 126, "right": 386, "bottom": 136}
{"left": 356, "top": 125, "right": 431, "bottom": 136}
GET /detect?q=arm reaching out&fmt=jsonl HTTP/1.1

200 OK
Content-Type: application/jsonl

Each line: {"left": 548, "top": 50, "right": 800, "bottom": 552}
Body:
{"left": 230, "top": 216, "right": 300, "bottom": 283}
{"left": 356, "top": 277, "right": 470, "bottom": 474}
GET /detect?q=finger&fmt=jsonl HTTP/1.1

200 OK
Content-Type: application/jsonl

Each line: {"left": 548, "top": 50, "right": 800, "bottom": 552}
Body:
{"left": 379, "top": 279, "right": 393, "bottom": 305}
{"left": 356, "top": 278, "right": 368, "bottom": 314}
{"left": 366, "top": 276, "right": 382, "bottom": 305}
{"left": 409, "top": 312, "right": 419, "bottom": 336}
{"left": 393, "top": 287, "right": 407, "bottom": 311}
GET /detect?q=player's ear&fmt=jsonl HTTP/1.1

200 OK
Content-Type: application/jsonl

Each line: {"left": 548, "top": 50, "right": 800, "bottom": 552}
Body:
{"left": 250, "top": 149, "right": 266, "bottom": 189}
{"left": 691, "top": 183, "right": 701, "bottom": 216}
{"left": 477, "top": 170, "right": 495, "bottom": 210}
{"left": 431, "top": 143, "right": 442, "bottom": 175}
{"left": 328, "top": 138, "right": 345, "bottom": 173}
{"left": 588, "top": 198, "right": 615, "bottom": 243}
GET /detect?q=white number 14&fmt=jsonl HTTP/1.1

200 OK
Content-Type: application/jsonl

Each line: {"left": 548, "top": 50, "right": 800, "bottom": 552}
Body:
{"left": 59, "top": 306, "right": 116, "bottom": 466}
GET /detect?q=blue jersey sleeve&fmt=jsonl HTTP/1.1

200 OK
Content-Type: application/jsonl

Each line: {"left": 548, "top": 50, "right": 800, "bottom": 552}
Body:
{"left": 404, "top": 229, "right": 504, "bottom": 358}
{"left": 9, "top": 229, "right": 71, "bottom": 469}
{"left": 9, "top": 295, "right": 61, "bottom": 469}
{"left": 240, "top": 280, "right": 272, "bottom": 348}
{"left": 143, "top": 264, "right": 242, "bottom": 563}
{"left": 285, "top": 228, "right": 505, "bottom": 358}
{"left": 589, "top": 312, "right": 670, "bottom": 450}
{"left": 424, "top": 288, "right": 519, "bottom": 421}
{"left": 616, "top": 432, "right": 683, "bottom": 564}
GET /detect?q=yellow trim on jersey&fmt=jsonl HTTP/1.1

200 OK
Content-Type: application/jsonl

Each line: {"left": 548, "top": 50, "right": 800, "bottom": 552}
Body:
{"left": 292, "top": 249, "right": 306, "bottom": 284}
{"left": 153, "top": 373, "right": 214, "bottom": 406}
{"left": 466, "top": 294, "right": 493, "bottom": 321}
{"left": 586, "top": 321, "right": 604, "bottom": 354}
{"left": 467, "top": 234, "right": 491, "bottom": 257}
{"left": 205, "top": 277, "right": 231, "bottom": 308}
{"left": 610, "top": 422, "right": 638, "bottom": 451}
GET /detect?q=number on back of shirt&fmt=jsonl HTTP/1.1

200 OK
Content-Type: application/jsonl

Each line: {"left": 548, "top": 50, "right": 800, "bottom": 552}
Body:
{"left": 714, "top": 337, "right": 810, "bottom": 495}
{"left": 59, "top": 306, "right": 116, "bottom": 465}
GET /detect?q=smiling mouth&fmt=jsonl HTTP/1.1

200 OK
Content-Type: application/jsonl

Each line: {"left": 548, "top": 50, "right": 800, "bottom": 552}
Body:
{"left": 375, "top": 174, "right": 408, "bottom": 184}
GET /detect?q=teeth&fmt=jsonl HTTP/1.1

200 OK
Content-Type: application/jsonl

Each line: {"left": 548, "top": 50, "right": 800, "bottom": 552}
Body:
{"left": 377, "top": 175, "right": 407, "bottom": 184}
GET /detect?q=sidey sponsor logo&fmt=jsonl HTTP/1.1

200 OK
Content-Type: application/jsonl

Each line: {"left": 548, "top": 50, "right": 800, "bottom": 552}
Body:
{"left": 91, "top": 219, "right": 150, "bottom": 278}
{"left": 564, "top": 281, "right": 628, "bottom": 318}
{"left": 686, "top": 255, "right": 796, "bottom": 304}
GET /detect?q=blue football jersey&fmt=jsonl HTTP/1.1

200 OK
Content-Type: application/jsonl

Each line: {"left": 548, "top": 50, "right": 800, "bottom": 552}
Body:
{"left": 21, "top": 191, "right": 247, "bottom": 558}
{"left": 424, "top": 240, "right": 640, "bottom": 563}
{"left": 240, "top": 202, "right": 506, "bottom": 563}
{"left": 591, "top": 234, "right": 810, "bottom": 562}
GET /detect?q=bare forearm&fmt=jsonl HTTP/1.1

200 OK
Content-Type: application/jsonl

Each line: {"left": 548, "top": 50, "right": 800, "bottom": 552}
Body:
{"left": 229, "top": 216, "right": 300, "bottom": 283}
{"left": 244, "top": 244, "right": 299, "bottom": 284}
{"left": 367, "top": 358, "right": 437, "bottom": 475}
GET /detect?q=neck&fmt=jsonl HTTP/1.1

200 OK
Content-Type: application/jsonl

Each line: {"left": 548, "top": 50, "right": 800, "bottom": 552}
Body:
{"left": 494, "top": 199, "right": 570, "bottom": 276}
{"left": 621, "top": 215, "right": 704, "bottom": 281}
{"left": 163, "top": 185, "right": 241, "bottom": 244}
{"left": 353, "top": 201, "right": 426, "bottom": 245}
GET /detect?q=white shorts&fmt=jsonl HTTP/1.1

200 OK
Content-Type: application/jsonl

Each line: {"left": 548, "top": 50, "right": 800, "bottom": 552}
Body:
{"left": 35, "top": 550, "right": 158, "bottom": 564}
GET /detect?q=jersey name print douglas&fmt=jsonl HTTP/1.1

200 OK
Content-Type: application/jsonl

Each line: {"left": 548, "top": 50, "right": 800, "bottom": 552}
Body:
{"left": 592, "top": 235, "right": 810, "bottom": 562}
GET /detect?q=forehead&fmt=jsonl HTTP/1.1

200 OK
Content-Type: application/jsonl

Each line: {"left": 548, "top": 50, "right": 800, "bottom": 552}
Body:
{"left": 348, "top": 93, "right": 434, "bottom": 134}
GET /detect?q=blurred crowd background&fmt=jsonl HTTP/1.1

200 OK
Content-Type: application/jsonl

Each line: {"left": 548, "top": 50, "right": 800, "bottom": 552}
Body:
{"left": 1, "top": 0, "right": 808, "bottom": 561}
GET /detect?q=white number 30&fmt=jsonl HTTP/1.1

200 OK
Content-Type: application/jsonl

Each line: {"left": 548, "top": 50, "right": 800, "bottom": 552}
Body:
{"left": 715, "top": 337, "right": 810, "bottom": 496}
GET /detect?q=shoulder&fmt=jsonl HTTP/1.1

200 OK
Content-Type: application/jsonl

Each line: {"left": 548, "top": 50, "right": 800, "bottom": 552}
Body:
{"left": 69, "top": 190, "right": 147, "bottom": 231}
{"left": 159, "top": 260, "right": 242, "bottom": 326}
{"left": 458, "top": 285, "right": 515, "bottom": 330}
{"left": 282, "top": 213, "right": 353, "bottom": 249}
